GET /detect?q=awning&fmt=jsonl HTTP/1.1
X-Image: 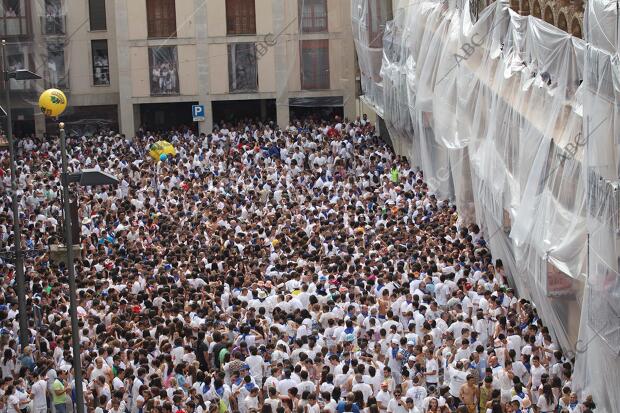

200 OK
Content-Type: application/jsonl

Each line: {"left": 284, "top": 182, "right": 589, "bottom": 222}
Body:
{"left": 288, "top": 96, "right": 344, "bottom": 107}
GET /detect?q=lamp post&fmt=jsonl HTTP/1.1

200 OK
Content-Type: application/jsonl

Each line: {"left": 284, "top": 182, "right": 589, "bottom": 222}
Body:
{"left": 1, "top": 39, "right": 41, "bottom": 350}
{"left": 58, "top": 121, "right": 119, "bottom": 413}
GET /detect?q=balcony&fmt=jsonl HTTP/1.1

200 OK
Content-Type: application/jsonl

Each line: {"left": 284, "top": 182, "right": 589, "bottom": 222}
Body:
{"left": 41, "top": 15, "right": 66, "bottom": 35}
{"left": 0, "top": 16, "right": 29, "bottom": 37}
{"left": 43, "top": 68, "right": 70, "bottom": 90}
{"left": 8, "top": 77, "right": 36, "bottom": 91}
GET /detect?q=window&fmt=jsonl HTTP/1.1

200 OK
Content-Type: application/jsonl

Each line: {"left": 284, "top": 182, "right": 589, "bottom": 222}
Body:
{"left": 43, "top": 0, "right": 65, "bottom": 35}
{"left": 47, "top": 42, "right": 68, "bottom": 88}
{"left": 149, "top": 46, "right": 179, "bottom": 95}
{"left": 0, "top": 0, "right": 28, "bottom": 35}
{"left": 147, "top": 0, "right": 176, "bottom": 38}
{"left": 299, "top": 0, "right": 327, "bottom": 33}
{"left": 226, "top": 0, "right": 256, "bottom": 35}
{"left": 7, "top": 48, "right": 24, "bottom": 90}
{"left": 2, "top": 0, "right": 23, "bottom": 16}
{"left": 88, "top": 0, "right": 106, "bottom": 31}
{"left": 91, "top": 40, "right": 110, "bottom": 86}
{"left": 300, "top": 40, "right": 329, "bottom": 90}
{"left": 228, "top": 43, "right": 258, "bottom": 92}
{"left": 367, "top": 0, "right": 392, "bottom": 48}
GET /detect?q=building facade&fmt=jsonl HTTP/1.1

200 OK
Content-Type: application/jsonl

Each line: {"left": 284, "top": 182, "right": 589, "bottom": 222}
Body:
{"left": 482, "top": 0, "right": 584, "bottom": 37}
{"left": 1, "top": 0, "right": 356, "bottom": 137}
{"left": 1, "top": 0, "right": 119, "bottom": 137}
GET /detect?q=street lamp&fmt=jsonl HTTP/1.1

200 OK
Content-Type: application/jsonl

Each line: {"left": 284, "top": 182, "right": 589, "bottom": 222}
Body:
{"left": 1, "top": 39, "right": 41, "bottom": 350}
{"left": 58, "top": 122, "right": 119, "bottom": 413}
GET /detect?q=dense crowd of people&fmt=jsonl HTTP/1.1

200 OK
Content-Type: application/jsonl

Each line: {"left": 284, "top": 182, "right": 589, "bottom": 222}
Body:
{"left": 0, "top": 116, "right": 597, "bottom": 413}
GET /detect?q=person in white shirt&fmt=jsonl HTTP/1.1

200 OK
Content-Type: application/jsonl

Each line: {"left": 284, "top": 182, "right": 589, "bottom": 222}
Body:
{"left": 405, "top": 375, "right": 426, "bottom": 409}
{"left": 130, "top": 368, "right": 146, "bottom": 413}
{"left": 6, "top": 385, "right": 23, "bottom": 413}
{"left": 264, "top": 387, "right": 282, "bottom": 412}
{"left": 297, "top": 370, "right": 316, "bottom": 395}
{"left": 30, "top": 373, "right": 48, "bottom": 413}
{"left": 494, "top": 360, "right": 516, "bottom": 404}
{"left": 244, "top": 386, "right": 260, "bottom": 412}
{"left": 351, "top": 374, "right": 373, "bottom": 404}
{"left": 446, "top": 360, "right": 469, "bottom": 401}
{"left": 376, "top": 382, "right": 392, "bottom": 413}
{"left": 306, "top": 393, "right": 321, "bottom": 413}
{"left": 424, "top": 351, "right": 439, "bottom": 387}
{"left": 276, "top": 369, "right": 297, "bottom": 396}
{"left": 386, "top": 390, "right": 408, "bottom": 413}
{"left": 536, "top": 384, "right": 557, "bottom": 413}
{"left": 528, "top": 356, "right": 547, "bottom": 394}
{"left": 245, "top": 347, "right": 265, "bottom": 385}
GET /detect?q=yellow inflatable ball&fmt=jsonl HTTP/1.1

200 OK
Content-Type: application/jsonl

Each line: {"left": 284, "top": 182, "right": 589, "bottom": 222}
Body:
{"left": 148, "top": 140, "right": 177, "bottom": 161}
{"left": 39, "top": 88, "right": 67, "bottom": 117}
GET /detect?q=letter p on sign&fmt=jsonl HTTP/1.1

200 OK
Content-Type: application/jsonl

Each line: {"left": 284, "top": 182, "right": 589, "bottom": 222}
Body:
{"left": 192, "top": 105, "right": 205, "bottom": 122}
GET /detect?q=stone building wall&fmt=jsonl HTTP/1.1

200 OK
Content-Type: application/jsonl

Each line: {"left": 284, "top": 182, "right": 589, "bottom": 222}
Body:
{"left": 480, "top": 0, "right": 584, "bottom": 37}
{"left": 517, "top": 0, "right": 584, "bottom": 37}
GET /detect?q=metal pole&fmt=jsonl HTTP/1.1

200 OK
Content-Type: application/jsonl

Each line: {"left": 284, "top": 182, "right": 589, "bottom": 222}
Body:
{"left": 2, "top": 39, "right": 29, "bottom": 350}
{"left": 59, "top": 122, "right": 85, "bottom": 413}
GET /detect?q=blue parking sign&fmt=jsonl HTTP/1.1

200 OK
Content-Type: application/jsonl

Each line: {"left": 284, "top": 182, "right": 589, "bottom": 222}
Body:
{"left": 192, "top": 105, "right": 205, "bottom": 121}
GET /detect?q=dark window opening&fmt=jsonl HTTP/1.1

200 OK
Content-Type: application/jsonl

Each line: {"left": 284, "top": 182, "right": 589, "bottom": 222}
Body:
{"left": 149, "top": 46, "right": 179, "bottom": 96}
{"left": 92, "top": 39, "right": 110, "bottom": 86}
{"left": 300, "top": 39, "right": 329, "bottom": 90}
{"left": 226, "top": 0, "right": 256, "bottom": 35}
{"left": 228, "top": 43, "right": 258, "bottom": 92}
{"left": 299, "top": 0, "right": 327, "bottom": 33}
{"left": 147, "top": 0, "right": 176, "bottom": 38}
{"left": 88, "top": 0, "right": 107, "bottom": 31}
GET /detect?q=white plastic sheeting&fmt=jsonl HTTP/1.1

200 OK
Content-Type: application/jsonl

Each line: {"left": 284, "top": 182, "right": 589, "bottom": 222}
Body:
{"left": 584, "top": 0, "right": 620, "bottom": 54}
{"left": 576, "top": 31, "right": 620, "bottom": 413}
{"left": 352, "top": 0, "right": 620, "bottom": 411}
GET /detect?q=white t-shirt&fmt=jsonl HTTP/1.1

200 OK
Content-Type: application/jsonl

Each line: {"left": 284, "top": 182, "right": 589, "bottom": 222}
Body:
{"left": 352, "top": 381, "right": 373, "bottom": 403}
{"left": 245, "top": 355, "right": 264, "bottom": 382}
{"left": 376, "top": 390, "right": 391, "bottom": 412}
{"left": 259, "top": 393, "right": 277, "bottom": 410}
{"left": 537, "top": 394, "right": 556, "bottom": 412}
{"left": 7, "top": 394, "right": 21, "bottom": 413}
{"left": 447, "top": 365, "right": 468, "bottom": 397}
{"left": 425, "top": 358, "right": 439, "bottom": 384}
{"left": 244, "top": 395, "right": 259, "bottom": 412}
{"left": 276, "top": 378, "right": 297, "bottom": 395}
{"left": 89, "top": 366, "right": 108, "bottom": 382}
{"left": 31, "top": 379, "right": 48, "bottom": 408}
{"left": 530, "top": 364, "right": 546, "bottom": 388}
{"left": 405, "top": 386, "right": 427, "bottom": 408}
{"left": 113, "top": 376, "right": 125, "bottom": 391}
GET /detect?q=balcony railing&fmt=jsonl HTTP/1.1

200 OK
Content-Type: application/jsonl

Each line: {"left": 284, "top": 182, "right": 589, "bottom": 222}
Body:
{"left": 41, "top": 15, "right": 66, "bottom": 35}
{"left": 0, "top": 16, "right": 29, "bottom": 37}
{"left": 8, "top": 77, "right": 36, "bottom": 91}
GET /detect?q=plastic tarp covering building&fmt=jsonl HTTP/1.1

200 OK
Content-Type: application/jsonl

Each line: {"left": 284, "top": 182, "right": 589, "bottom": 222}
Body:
{"left": 584, "top": 0, "right": 620, "bottom": 54}
{"left": 352, "top": 0, "right": 620, "bottom": 411}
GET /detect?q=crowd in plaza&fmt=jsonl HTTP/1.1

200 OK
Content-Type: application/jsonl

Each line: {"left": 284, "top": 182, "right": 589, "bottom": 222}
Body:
{"left": 0, "top": 115, "right": 598, "bottom": 413}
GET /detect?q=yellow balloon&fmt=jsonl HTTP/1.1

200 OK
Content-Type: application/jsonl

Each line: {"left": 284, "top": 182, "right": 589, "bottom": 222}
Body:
{"left": 148, "top": 140, "right": 177, "bottom": 161}
{"left": 39, "top": 88, "right": 67, "bottom": 117}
